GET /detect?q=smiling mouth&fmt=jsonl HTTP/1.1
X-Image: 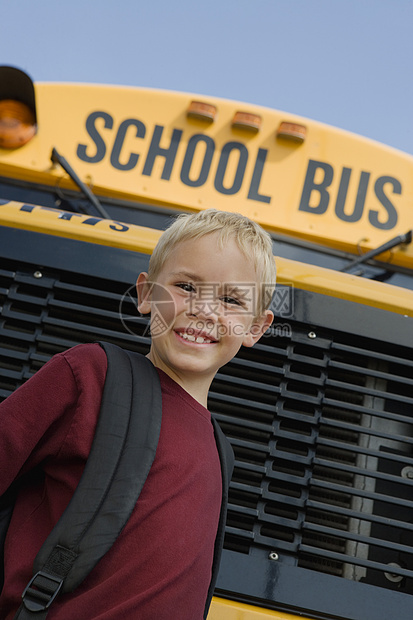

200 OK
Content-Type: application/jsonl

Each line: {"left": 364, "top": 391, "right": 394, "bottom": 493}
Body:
{"left": 175, "top": 329, "right": 218, "bottom": 344}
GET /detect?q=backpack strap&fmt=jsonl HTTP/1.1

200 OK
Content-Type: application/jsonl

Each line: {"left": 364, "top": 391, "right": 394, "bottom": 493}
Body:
{"left": 204, "top": 418, "right": 234, "bottom": 618}
{"left": 0, "top": 485, "right": 20, "bottom": 593}
{"left": 14, "top": 343, "right": 162, "bottom": 619}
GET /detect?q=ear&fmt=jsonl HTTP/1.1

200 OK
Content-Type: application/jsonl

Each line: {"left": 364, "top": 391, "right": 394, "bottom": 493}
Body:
{"left": 136, "top": 272, "right": 152, "bottom": 314}
{"left": 242, "top": 310, "right": 274, "bottom": 348}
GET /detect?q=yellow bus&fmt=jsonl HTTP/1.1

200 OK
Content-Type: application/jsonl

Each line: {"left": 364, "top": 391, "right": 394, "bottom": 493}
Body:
{"left": 1, "top": 65, "right": 413, "bottom": 620}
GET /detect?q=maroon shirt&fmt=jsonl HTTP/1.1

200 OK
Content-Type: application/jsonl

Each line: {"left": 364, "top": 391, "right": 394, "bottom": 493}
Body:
{"left": 0, "top": 344, "right": 222, "bottom": 619}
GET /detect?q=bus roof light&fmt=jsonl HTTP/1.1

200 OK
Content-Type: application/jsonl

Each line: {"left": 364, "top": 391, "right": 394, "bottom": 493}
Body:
{"left": 276, "top": 121, "right": 307, "bottom": 143}
{"left": 187, "top": 101, "right": 217, "bottom": 122}
{"left": 232, "top": 111, "right": 261, "bottom": 133}
{"left": 0, "top": 66, "right": 37, "bottom": 149}
{"left": 0, "top": 100, "right": 36, "bottom": 149}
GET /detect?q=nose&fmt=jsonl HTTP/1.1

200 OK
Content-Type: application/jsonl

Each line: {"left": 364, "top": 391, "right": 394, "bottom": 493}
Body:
{"left": 185, "top": 289, "right": 220, "bottom": 322}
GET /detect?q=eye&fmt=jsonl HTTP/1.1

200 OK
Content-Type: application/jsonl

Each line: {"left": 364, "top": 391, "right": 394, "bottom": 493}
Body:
{"left": 176, "top": 282, "right": 196, "bottom": 293}
{"left": 221, "top": 295, "right": 242, "bottom": 306}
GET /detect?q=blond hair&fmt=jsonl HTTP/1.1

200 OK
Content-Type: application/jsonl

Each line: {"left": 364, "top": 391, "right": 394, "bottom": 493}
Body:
{"left": 148, "top": 209, "right": 276, "bottom": 315}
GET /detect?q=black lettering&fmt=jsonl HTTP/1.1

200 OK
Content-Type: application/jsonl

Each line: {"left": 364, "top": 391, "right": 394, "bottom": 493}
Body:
{"left": 370, "top": 176, "right": 400, "bottom": 230}
{"left": 110, "top": 119, "right": 146, "bottom": 171}
{"left": 334, "top": 167, "right": 351, "bottom": 220}
{"left": 180, "top": 135, "right": 214, "bottom": 187}
{"left": 142, "top": 125, "right": 182, "bottom": 180}
{"left": 247, "top": 148, "right": 271, "bottom": 204}
{"left": 214, "top": 142, "right": 248, "bottom": 195}
{"left": 354, "top": 171, "right": 370, "bottom": 223}
{"left": 335, "top": 169, "right": 369, "bottom": 223}
{"left": 299, "top": 159, "right": 334, "bottom": 214}
{"left": 82, "top": 217, "right": 100, "bottom": 226}
{"left": 109, "top": 222, "right": 129, "bottom": 232}
{"left": 57, "top": 212, "right": 83, "bottom": 221}
{"left": 77, "top": 112, "right": 113, "bottom": 164}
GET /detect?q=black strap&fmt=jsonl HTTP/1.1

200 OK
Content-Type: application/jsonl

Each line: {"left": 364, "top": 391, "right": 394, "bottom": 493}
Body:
{"left": 204, "top": 418, "right": 234, "bottom": 618}
{"left": 0, "top": 485, "right": 20, "bottom": 594}
{"left": 14, "top": 343, "right": 162, "bottom": 619}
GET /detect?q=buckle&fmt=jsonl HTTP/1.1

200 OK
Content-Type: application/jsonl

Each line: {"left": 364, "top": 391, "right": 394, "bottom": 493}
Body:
{"left": 22, "top": 571, "right": 64, "bottom": 612}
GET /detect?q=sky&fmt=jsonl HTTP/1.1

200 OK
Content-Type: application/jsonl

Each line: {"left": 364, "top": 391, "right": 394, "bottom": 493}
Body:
{"left": 2, "top": 0, "right": 413, "bottom": 155}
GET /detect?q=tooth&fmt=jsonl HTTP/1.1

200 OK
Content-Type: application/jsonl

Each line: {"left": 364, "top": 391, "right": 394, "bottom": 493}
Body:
{"left": 183, "top": 333, "right": 196, "bottom": 341}
{"left": 196, "top": 337, "right": 205, "bottom": 343}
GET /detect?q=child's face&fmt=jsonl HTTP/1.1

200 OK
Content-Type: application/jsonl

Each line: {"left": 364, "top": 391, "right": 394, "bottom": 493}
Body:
{"left": 137, "top": 232, "right": 273, "bottom": 391}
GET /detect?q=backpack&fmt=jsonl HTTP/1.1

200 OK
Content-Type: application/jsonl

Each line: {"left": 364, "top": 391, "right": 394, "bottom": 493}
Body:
{"left": 1, "top": 342, "right": 162, "bottom": 620}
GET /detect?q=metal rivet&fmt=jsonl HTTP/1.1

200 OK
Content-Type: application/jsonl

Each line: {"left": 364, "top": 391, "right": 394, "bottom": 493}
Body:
{"left": 384, "top": 563, "right": 403, "bottom": 583}
{"left": 33, "top": 271, "right": 43, "bottom": 279}
{"left": 401, "top": 466, "right": 413, "bottom": 480}
{"left": 308, "top": 331, "right": 316, "bottom": 339}
{"left": 269, "top": 552, "right": 279, "bottom": 561}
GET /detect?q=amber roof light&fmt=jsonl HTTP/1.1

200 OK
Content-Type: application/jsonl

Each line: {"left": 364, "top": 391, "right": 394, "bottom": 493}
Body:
{"left": 232, "top": 111, "right": 262, "bottom": 133}
{"left": 187, "top": 101, "right": 217, "bottom": 122}
{"left": 0, "top": 99, "right": 37, "bottom": 148}
{"left": 276, "top": 121, "right": 307, "bottom": 143}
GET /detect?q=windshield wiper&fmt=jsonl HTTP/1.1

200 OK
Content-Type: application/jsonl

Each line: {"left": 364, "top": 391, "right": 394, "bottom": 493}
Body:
{"left": 340, "top": 230, "right": 412, "bottom": 273}
{"left": 51, "top": 148, "right": 111, "bottom": 220}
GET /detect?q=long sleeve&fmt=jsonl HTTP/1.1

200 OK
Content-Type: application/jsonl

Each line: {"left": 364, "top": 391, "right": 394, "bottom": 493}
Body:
{"left": 0, "top": 343, "right": 107, "bottom": 618}
{"left": 0, "top": 344, "right": 107, "bottom": 493}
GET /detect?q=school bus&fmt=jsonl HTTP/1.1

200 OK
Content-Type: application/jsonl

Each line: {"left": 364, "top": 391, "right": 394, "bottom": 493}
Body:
{"left": 1, "top": 65, "right": 413, "bottom": 620}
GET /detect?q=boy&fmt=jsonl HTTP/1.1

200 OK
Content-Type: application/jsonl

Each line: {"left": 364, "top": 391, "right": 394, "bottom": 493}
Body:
{"left": 0, "top": 209, "right": 276, "bottom": 619}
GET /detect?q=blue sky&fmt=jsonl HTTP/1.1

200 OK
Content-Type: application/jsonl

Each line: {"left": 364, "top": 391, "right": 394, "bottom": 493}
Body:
{"left": 2, "top": 0, "right": 413, "bottom": 154}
